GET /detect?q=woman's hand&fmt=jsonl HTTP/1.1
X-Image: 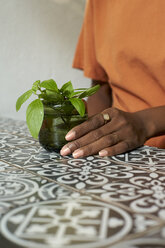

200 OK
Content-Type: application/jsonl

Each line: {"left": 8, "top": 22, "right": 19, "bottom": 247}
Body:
{"left": 60, "top": 107, "right": 151, "bottom": 158}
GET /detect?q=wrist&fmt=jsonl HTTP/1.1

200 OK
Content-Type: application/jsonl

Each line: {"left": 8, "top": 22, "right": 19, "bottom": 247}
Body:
{"left": 133, "top": 110, "right": 153, "bottom": 141}
{"left": 136, "top": 106, "right": 165, "bottom": 140}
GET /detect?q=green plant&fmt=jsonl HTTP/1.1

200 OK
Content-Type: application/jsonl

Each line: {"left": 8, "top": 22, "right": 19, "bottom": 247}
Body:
{"left": 16, "top": 79, "right": 100, "bottom": 139}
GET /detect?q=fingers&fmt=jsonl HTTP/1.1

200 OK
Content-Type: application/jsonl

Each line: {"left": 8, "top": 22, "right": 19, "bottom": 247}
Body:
{"left": 60, "top": 117, "right": 118, "bottom": 156}
{"left": 74, "top": 132, "right": 121, "bottom": 158}
{"left": 71, "top": 140, "right": 130, "bottom": 159}
{"left": 65, "top": 108, "right": 117, "bottom": 141}
{"left": 99, "top": 141, "right": 130, "bottom": 157}
{"left": 65, "top": 113, "right": 105, "bottom": 141}
{"left": 60, "top": 107, "right": 145, "bottom": 158}
{"left": 61, "top": 131, "right": 122, "bottom": 158}
{"left": 61, "top": 110, "right": 127, "bottom": 157}
{"left": 61, "top": 122, "right": 113, "bottom": 155}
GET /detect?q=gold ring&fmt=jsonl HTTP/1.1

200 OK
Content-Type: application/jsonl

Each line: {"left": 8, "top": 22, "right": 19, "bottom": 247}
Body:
{"left": 102, "top": 113, "right": 111, "bottom": 124}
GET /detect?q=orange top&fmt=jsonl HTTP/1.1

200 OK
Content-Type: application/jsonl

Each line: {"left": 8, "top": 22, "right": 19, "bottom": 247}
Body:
{"left": 73, "top": 0, "right": 165, "bottom": 148}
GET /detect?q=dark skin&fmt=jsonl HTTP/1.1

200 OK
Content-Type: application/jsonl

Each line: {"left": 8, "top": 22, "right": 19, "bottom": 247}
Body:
{"left": 87, "top": 80, "right": 113, "bottom": 116}
{"left": 60, "top": 80, "right": 165, "bottom": 158}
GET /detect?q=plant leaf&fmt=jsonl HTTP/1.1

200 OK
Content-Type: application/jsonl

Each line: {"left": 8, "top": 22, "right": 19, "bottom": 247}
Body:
{"left": 79, "top": 84, "right": 100, "bottom": 99}
{"left": 16, "top": 90, "right": 33, "bottom": 112}
{"left": 60, "top": 81, "right": 74, "bottom": 96}
{"left": 69, "top": 90, "right": 85, "bottom": 98}
{"left": 60, "top": 102, "right": 74, "bottom": 114}
{"left": 45, "top": 90, "right": 64, "bottom": 102}
{"left": 74, "top": 88, "right": 88, "bottom": 90}
{"left": 26, "top": 99, "right": 44, "bottom": 139}
{"left": 32, "top": 80, "right": 40, "bottom": 93}
{"left": 69, "top": 98, "right": 85, "bottom": 117}
{"left": 40, "top": 79, "right": 58, "bottom": 92}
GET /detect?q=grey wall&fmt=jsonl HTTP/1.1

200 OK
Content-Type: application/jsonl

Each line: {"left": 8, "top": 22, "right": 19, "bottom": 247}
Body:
{"left": 0, "top": 0, "right": 90, "bottom": 120}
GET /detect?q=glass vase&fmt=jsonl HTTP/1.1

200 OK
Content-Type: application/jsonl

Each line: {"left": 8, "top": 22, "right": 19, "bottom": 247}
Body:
{"left": 39, "top": 103, "right": 87, "bottom": 152}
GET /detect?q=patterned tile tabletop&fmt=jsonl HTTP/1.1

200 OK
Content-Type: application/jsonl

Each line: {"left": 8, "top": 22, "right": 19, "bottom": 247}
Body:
{"left": 0, "top": 118, "right": 165, "bottom": 248}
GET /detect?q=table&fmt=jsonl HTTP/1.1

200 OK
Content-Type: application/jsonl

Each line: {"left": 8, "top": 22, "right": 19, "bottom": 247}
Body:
{"left": 0, "top": 118, "right": 165, "bottom": 248}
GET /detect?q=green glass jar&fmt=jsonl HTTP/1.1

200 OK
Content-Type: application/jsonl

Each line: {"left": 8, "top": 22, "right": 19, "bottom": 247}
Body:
{"left": 39, "top": 102, "right": 87, "bottom": 152}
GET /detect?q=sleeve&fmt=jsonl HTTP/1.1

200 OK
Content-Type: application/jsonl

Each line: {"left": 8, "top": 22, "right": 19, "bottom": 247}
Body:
{"left": 72, "top": 0, "right": 108, "bottom": 82}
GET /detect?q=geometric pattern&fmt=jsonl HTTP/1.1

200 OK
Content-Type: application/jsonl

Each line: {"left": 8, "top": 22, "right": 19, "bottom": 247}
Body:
{"left": 0, "top": 199, "right": 132, "bottom": 247}
{"left": 0, "top": 118, "right": 165, "bottom": 248}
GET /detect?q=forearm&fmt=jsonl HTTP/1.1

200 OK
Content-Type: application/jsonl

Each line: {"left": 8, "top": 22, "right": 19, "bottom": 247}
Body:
{"left": 136, "top": 105, "right": 165, "bottom": 139}
{"left": 87, "top": 80, "right": 112, "bottom": 117}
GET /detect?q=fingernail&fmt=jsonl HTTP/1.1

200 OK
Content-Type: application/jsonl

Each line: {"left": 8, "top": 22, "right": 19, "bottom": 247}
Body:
{"left": 99, "top": 150, "right": 108, "bottom": 157}
{"left": 72, "top": 150, "right": 84, "bottom": 158}
{"left": 60, "top": 146, "right": 71, "bottom": 156}
{"left": 65, "top": 131, "right": 76, "bottom": 141}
